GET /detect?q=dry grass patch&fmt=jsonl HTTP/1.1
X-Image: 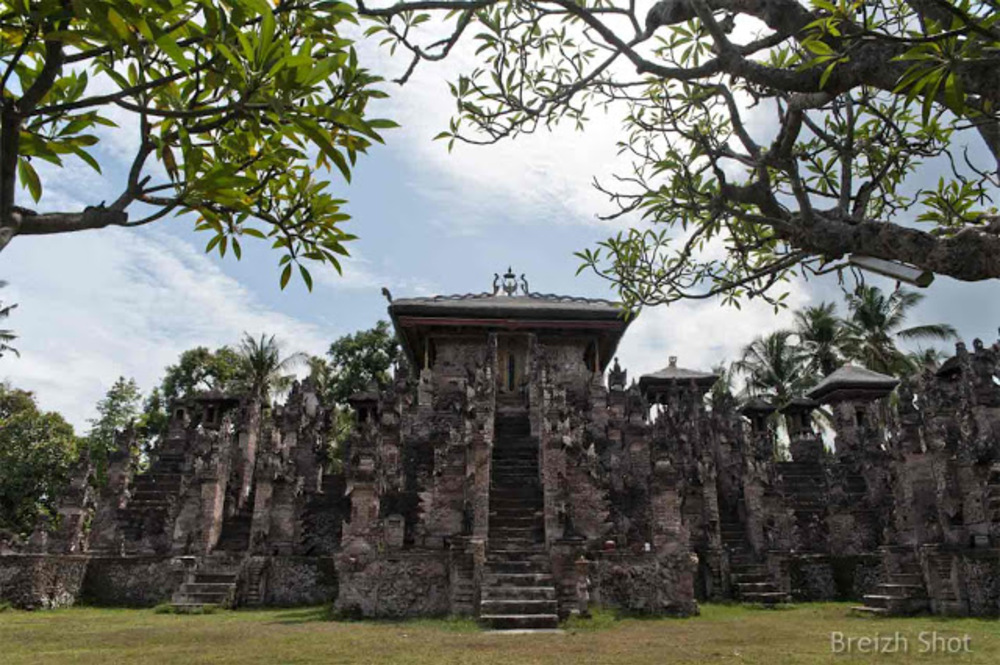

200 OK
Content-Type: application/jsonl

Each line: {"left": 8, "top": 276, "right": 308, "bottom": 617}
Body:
{"left": 0, "top": 602, "right": 998, "bottom": 664}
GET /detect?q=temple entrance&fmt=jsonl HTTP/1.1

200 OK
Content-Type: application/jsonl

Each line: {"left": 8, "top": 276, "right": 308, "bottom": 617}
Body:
{"left": 496, "top": 335, "right": 528, "bottom": 398}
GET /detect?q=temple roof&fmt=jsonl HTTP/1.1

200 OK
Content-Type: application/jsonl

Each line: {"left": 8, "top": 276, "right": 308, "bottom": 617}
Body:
{"left": 806, "top": 363, "right": 899, "bottom": 403}
{"left": 781, "top": 395, "right": 820, "bottom": 411}
{"left": 386, "top": 269, "right": 633, "bottom": 373}
{"left": 638, "top": 357, "right": 720, "bottom": 395}
{"left": 740, "top": 397, "right": 777, "bottom": 416}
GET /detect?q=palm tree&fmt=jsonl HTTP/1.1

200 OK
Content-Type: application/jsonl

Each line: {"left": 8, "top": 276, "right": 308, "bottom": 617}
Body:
{"left": 905, "top": 347, "right": 947, "bottom": 376}
{"left": 734, "top": 331, "right": 814, "bottom": 407}
{"left": 235, "top": 333, "right": 306, "bottom": 403}
{"left": 842, "top": 286, "right": 957, "bottom": 376}
{"left": 708, "top": 362, "right": 736, "bottom": 410}
{"left": 792, "top": 302, "right": 845, "bottom": 377}
{"left": 0, "top": 281, "right": 18, "bottom": 359}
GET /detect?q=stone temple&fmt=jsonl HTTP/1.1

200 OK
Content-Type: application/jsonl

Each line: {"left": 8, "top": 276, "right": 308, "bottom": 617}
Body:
{"left": 3, "top": 270, "right": 1000, "bottom": 625}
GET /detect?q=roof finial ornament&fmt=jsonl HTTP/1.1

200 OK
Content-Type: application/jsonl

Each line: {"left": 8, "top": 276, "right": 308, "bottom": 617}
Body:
{"left": 492, "top": 273, "right": 501, "bottom": 295}
{"left": 381, "top": 286, "right": 393, "bottom": 303}
{"left": 501, "top": 266, "right": 518, "bottom": 296}
{"left": 520, "top": 273, "right": 529, "bottom": 295}
{"left": 669, "top": 356, "right": 678, "bottom": 368}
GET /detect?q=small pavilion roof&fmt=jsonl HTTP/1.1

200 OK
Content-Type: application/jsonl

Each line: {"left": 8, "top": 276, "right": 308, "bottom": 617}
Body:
{"left": 638, "top": 357, "right": 719, "bottom": 396}
{"left": 740, "top": 397, "right": 777, "bottom": 416}
{"left": 806, "top": 364, "right": 899, "bottom": 403}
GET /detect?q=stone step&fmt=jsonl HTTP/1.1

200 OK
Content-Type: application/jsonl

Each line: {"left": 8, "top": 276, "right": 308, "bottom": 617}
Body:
{"left": 480, "top": 614, "right": 559, "bottom": 630}
{"left": 480, "top": 598, "right": 558, "bottom": 615}
{"left": 482, "top": 586, "right": 557, "bottom": 600}
{"left": 487, "top": 553, "right": 550, "bottom": 565}
{"left": 489, "top": 515, "right": 539, "bottom": 526}
{"left": 490, "top": 503, "right": 541, "bottom": 513}
{"left": 878, "top": 583, "right": 926, "bottom": 595}
{"left": 889, "top": 574, "right": 923, "bottom": 586}
{"left": 740, "top": 591, "right": 790, "bottom": 604}
{"left": 850, "top": 605, "right": 889, "bottom": 616}
{"left": 732, "top": 565, "right": 768, "bottom": 576}
{"left": 732, "top": 573, "right": 769, "bottom": 584}
{"left": 492, "top": 474, "right": 539, "bottom": 482}
{"left": 490, "top": 487, "right": 542, "bottom": 498}
{"left": 486, "top": 573, "right": 554, "bottom": 586}
{"left": 195, "top": 573, "right": 238, "bottom": 584}
{"left": 176, "top": 590, "right": 231, "bottom": 604}
{"left": 491, "top": 540, "right": 541, "bottom": 550}
{"left": 491, "top": 526, "right": 537, "bottom": 537}
{"left": 735, "top": 582, "right": 776, "bottom": 592}
{"left": 169, "top": 603, "right": 222, "bottom": 613}
{"left": 182, "top": 582, "right": 234, "bottom": 594}
{"left": 862, "top": 595, "right": 930, "bottom": 614}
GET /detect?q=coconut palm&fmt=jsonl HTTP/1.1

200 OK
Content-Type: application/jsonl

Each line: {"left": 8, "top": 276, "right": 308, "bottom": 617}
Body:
{"left": 734, "top": 331, "right": 814, "bottom": 408}
{"left": 235, "top": 333, "right": 306, "bottom": 403}
{"left": 792, "top": 302, "right": 845, "bottom": 377}
{"left": 0, "top": 281, "right": 18, "bottom": 359}
{"left": 905, "top": 347, "right": 947, "bottom": 377}
{"left": 842, "top": 286, "right": 957, "bottom": 376}
{"left": 708, "top": 363, "right": 736, "bottom": 410}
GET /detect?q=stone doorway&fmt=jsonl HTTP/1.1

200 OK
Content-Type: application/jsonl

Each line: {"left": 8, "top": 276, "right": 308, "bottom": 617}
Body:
{"left": 496, "top": 335, "right": 528, "bottom": 397}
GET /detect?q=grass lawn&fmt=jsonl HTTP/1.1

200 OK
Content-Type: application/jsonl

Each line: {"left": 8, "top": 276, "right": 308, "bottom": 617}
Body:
{"left": 1, "top": 603, "right": 998, "bottom": 664}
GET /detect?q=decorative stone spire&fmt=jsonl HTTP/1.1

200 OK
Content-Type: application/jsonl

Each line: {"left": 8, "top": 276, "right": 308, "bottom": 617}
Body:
{"left": 608, "top": 357, "right": 627, "bottom": 391}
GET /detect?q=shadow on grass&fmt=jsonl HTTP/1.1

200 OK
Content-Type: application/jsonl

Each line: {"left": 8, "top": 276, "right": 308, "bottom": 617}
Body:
{"left": 267, "top": 607, "right": 480, "bottom": 632}
{"left": 269, "top": 607, "right": 333, "bottom": 625}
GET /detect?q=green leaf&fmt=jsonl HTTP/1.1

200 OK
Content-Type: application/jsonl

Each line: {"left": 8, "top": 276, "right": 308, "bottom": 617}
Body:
{"left": 299, "top": 265, "right": 313, "bottom": 291}
{"left": 70, "top": 146, "right": 102, "bottom": 174}
{"left": 280, "top": 263, "right": 292, "bottom": 290}
{"left": 17, "top": 159, "right": 41, "bottom": 202}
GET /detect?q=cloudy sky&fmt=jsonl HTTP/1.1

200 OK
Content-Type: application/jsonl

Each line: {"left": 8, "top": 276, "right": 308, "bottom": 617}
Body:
{"left": 2, "top": 10, "right": 999, "bottom": 429}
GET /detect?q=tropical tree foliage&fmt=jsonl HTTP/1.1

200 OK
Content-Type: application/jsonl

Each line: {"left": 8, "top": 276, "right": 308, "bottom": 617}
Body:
{"left": 358, "top": 0, "right": 1000, "bottom": 309}
{"left": 0, "top": 0, "right": 397, "bottom": 288}
{"left": 160, "top": 346, "right": 243, "bottom": 402}
{"left": 86, "top": 376, "right": 143, "bottom": 466}
{"left": 793, "top": 302, "right": 846, "bottom": 377}
{"left": 734, "top": 330, "right": 815, "bottom": 406}
{"left": 728, "top": 285, "right": 955, "bottom": 407}
{"left": 841, "top": 285, "right": 957, "bottom": 375}
{"left": 234, "top": 332, "right": 305, "bottom": 402}
{"left": 322, "top": 319, "right": 399, "bottom": 404}
{"left": 0, "top": 280, "right": 15, "bottom": 359}
{"left": 0, "top": 382, "right": 80, "bottom": 536}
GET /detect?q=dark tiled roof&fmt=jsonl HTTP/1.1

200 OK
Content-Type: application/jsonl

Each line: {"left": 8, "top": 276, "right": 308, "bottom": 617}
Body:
{"left": 806, "top": 364, "right": 899, "bottom": 402}
{"left": 639, "top": 358, "right": 720, "bottom": 389}
{"left": 781, "top": 395, "right": 820, "bottom": 411}
{"left": 740, "top": 397, "right": 777, "bottom": 415}
{"left": 390, "top": 292, "right": 627, "bottom": 320}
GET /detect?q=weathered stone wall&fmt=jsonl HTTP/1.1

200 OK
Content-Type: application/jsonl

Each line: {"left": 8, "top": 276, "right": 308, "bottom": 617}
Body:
{"left": 785, "top": 554, "right": 883, "bottom": 601}
{"left": 0, "top": 555, "right": 89, "bottom": 609}
{"left": 334, "top": 552, "right": 451, "bottom": 618}
{"left": 957, "top": 549, "right": 1000, "bottom": 616}
{"left": 589, "top": 552, "right": 698, "bottom": 616}
{"left": 80, "top": 556, "right": 185, "bottom": 607}
{"left": 260, "top": 556, "right": 338, "bottom": 607}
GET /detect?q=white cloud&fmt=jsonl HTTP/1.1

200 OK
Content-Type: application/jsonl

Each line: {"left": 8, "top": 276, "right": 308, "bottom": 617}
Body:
{"left": 356, "top": 19, "right": 644, "bottom": 234}
{"left": 0, "top": 229, "right": 329, "bottom": 430}
{"left": 615, "top": 285, "right": 813, "bottom": 380}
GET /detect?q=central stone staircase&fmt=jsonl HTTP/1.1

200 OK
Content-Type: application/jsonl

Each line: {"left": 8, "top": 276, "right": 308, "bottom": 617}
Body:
{"left": 480, "top": 411, "right": 558, "bottom": 630}
{"left": 777, "top": 461, "right": 828, "bottom": 550}
{"left": 170, "top": 559, "right": 239, "bottom": 611}
{"left": 852, "top": 558, "right": 929, "bottom": 616}
{"left": 118, "top": 452, "right": 184, "bottom": 544}
{"left": 216, "top": 491, "right": 255, "bottom": 553}
{"left": 721, "top": 522, "right": 790, "bottom": 605}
